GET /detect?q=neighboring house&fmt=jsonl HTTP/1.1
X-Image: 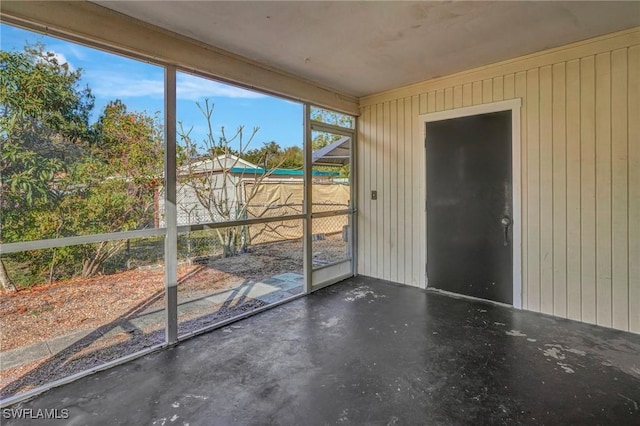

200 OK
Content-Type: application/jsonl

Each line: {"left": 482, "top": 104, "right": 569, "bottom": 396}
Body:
{"left": 158, "top": 154, "right": 341, "bottom": 227}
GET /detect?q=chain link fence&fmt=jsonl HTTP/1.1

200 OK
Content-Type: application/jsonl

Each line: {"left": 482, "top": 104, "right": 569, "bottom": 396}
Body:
{"left": 159, "top": 181, "right": 351, "bottom": 262}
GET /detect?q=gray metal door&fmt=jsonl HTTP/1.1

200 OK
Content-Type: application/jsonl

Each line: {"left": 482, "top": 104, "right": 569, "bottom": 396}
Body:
{"left": 426, "top": 111, "right": 513, "bottom": 304}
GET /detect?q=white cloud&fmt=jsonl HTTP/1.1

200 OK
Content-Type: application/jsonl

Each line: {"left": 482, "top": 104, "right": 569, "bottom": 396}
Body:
{"left": 83, "top": 71, "right": 265, "bottom": 101}
{"left": 36, "top": 50, "right": 75, "bottom": 71}
{"left": 51, "top": 52, "right": 74, "bottom": 71}
{"left": 50, "top": 43, "right": 87, "bottom": 61}
{"left": 86, "top": 72, "right": 164, "bottom": 99}
{"left": 177, "top": 74, "right": 265, "bottom": 100}
{"left": 64, "top": 45, "right": 87, "bottom": 61}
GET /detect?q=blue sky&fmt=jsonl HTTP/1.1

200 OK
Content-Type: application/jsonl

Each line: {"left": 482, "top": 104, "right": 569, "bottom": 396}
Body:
{"left": 0, "top": 23, "right": 304, "bottom": 150}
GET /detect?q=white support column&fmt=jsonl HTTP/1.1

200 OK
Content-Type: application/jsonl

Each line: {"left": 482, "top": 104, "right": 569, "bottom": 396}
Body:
{"left": 303, "top": 104, "right": 313, "bottom": 294}
{"left": 350, "top": 121, "right": 358, "bottom": 277}
{"left": 164, "top": 66, "right": 178, "bottom": 343}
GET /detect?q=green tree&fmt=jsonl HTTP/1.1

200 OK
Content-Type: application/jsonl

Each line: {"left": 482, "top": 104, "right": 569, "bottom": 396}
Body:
{"left": 312, "top": 132, "right": 343, "bottom": 150}
{"left": 0, "top": 44, "right": 94, "bottom": 290}
{"left": 310, "top": 106, "right": 354, "bottom": 129}
{"left": 244, "top": 141, "right": 303, "bottom": 170}
{"left": 280, "top": 146, "right": 303, "bottom": 169}
{"left": 61, "top": 100, "right": 162, "bottom": 277}
{"left": 1, "top": 45, "right": 162, "bottom": 288}
{"left": 0, "top": 43, "right": 93, "bottom": 217}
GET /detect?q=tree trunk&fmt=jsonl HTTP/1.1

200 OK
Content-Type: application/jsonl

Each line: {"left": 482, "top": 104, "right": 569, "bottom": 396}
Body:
{"left": 48, "top": 248, "right": 57, "bottom": 284}
{"left": 82, "top": 257, "right": 102, "bottom": 278}
{"left": 83, "top": 241, "right": 106, "bottom": 277}
{"left": 221, "top": 228, "right": 238, "bottom": 258}
{"left": 0, "top": 259, "right": 17, "bottom": 292}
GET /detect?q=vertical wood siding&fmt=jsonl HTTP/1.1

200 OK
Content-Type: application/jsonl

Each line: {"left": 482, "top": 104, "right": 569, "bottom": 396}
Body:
{"left": 357, "top": 29, "right": 640, "bottom": 333}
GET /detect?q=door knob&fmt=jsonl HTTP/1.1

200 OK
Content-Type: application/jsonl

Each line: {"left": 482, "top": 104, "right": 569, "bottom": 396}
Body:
{"left": 501, "top": 216, "right": 511, "bottom": 246}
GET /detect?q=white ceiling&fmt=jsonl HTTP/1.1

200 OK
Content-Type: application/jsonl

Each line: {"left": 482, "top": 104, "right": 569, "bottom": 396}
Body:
{"left": 96, "top": 1, "right": 640, "bottom": 97}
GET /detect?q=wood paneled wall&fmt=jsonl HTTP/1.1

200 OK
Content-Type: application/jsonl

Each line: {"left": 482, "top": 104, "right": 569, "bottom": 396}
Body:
{"left": 357, "top": 28, "right": 640, "bottom": 333}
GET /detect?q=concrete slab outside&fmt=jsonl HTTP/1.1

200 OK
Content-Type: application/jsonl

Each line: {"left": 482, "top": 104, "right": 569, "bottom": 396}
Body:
{"left": 0, "top": 343, "right": 50, "bottom": 371}
{"left": 0, "top": 274, "right": 303, "bottom": 376}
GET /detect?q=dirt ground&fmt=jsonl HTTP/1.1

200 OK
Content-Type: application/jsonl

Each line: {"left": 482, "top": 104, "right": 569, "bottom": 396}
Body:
{"left": 0, "top": 236, "right": 346, "bottom": 399}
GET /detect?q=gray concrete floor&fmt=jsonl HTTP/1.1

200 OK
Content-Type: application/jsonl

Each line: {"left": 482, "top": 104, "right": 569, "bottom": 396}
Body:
{"left": 3, "top": 276, "right": 640, "bottom": 425}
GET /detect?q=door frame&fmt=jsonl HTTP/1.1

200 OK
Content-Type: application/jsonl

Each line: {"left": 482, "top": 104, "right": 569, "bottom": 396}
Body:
{"left": 419, "top": 99, "right": 522, "bottom": 309}
{"left": 306, "top": 114, "right": 357, "bottom": 291}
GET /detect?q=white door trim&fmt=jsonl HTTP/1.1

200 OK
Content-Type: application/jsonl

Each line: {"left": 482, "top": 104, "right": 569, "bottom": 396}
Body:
{"left": 418, "top": 98, "right": 522, "bottom": 309}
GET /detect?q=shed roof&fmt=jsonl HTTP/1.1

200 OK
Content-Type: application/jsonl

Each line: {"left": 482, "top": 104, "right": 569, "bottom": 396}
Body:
{"left": 183, "top": 154, "right": 258, "bottom": 174}
{"left": 311, "top": 136, "right": 350, "bottom": 167}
